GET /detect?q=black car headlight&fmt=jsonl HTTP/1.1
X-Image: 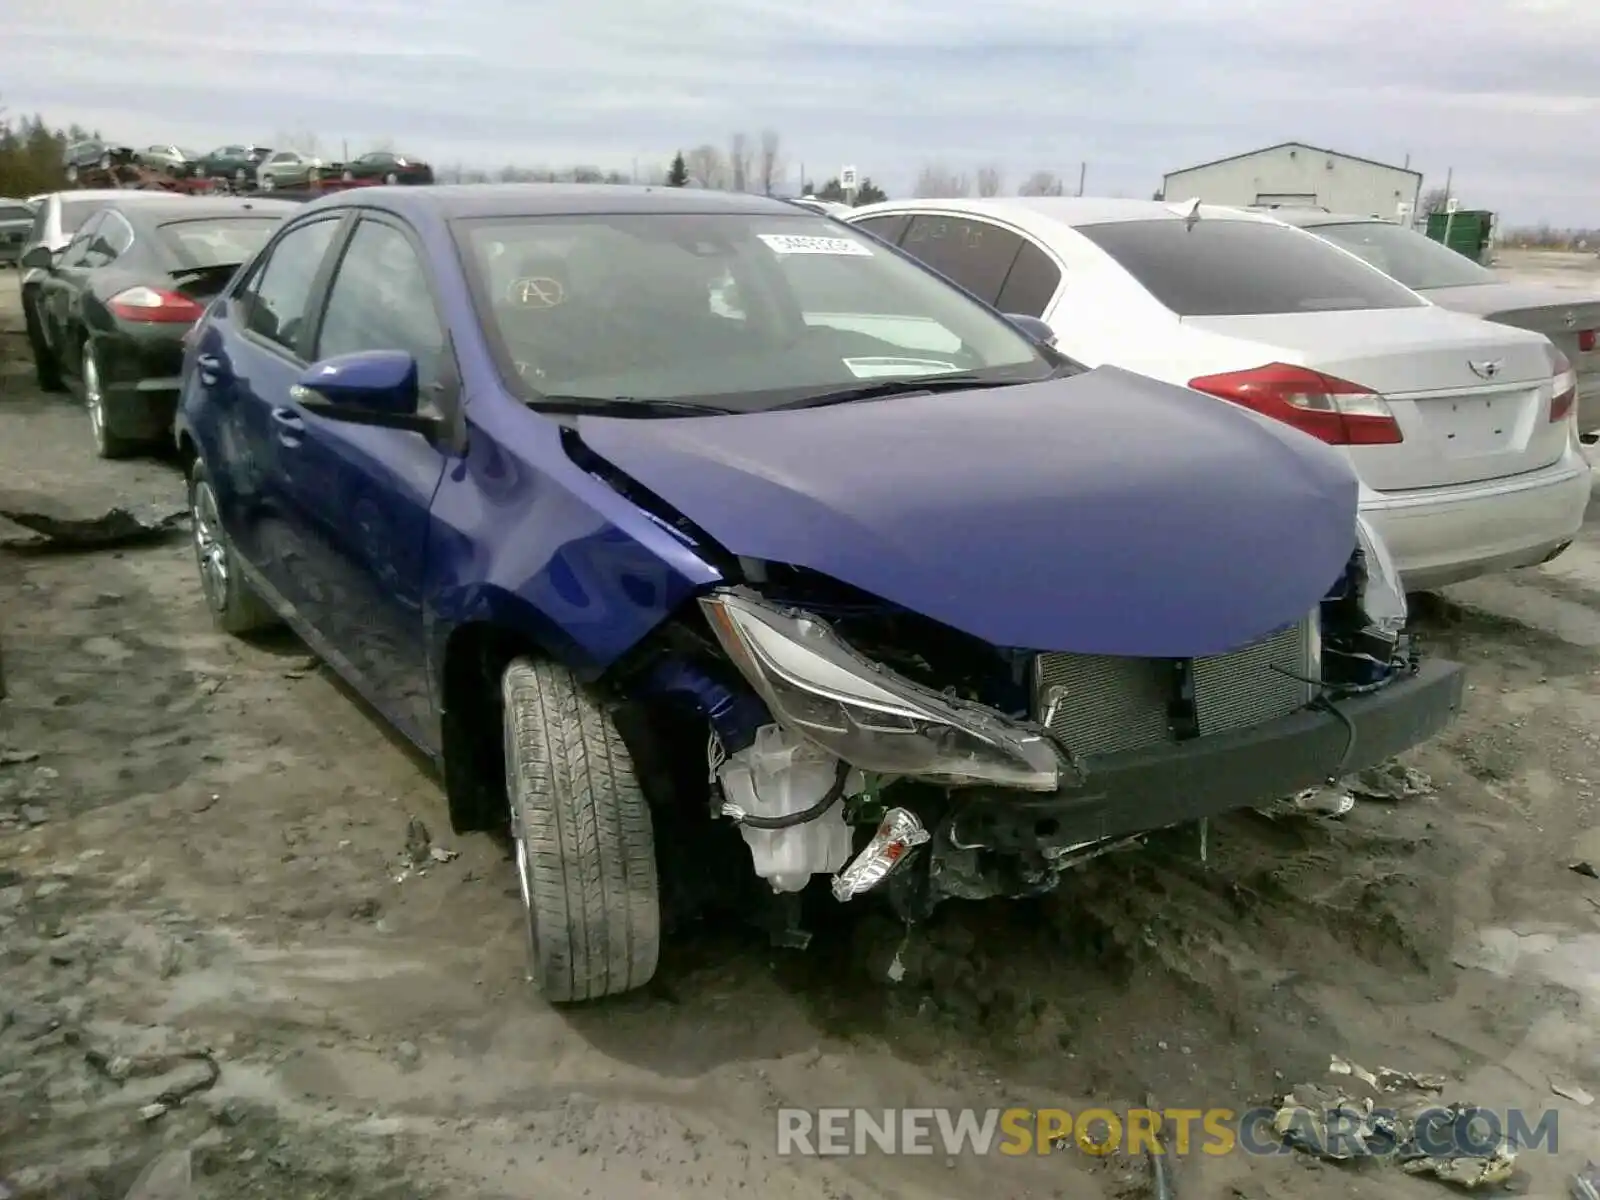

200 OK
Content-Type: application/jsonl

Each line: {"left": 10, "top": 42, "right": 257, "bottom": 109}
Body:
{"left": 700, "top": 588, "right": 1060, "bottom": 791}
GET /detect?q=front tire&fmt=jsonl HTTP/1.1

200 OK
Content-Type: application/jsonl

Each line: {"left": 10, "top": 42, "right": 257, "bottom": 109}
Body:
{"left": 502, "top": 658, "right": 660, "bottom": 1003}
{"left": 22, "top": 292, "right": 63, "bottom": 392}
{"left": 188, "top": 459, "right": 280, "bottom": 635}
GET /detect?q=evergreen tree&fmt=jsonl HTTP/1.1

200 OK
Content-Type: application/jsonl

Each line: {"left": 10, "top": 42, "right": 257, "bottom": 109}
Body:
{"left": 667, "top": 151, "right": 688, "bottom": 187}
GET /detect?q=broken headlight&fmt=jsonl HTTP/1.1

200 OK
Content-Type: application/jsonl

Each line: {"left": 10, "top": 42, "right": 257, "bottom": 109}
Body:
{"left": 1354, "top": 515, "right": 1406, "bottom": 644}
{"left": 699, "top": 588, "right": 1061, "bottom": 791}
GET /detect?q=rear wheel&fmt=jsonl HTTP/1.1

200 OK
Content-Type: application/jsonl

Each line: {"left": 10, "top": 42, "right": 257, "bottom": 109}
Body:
{"left": 64, "top": 164, "right": 78, "bottom": 184}
{"left": 260, "top": 174, "right": 276, "bottom": 191}
{"left": 83, "top": 341, "right": 141, "bottom": 459}
{"left": 188, "top": 459, "right": 280, "bottom": 635}
{"left": 384, "top": 171, "right": 399, "bottom": 185}
{"left": 342, "top": 169, "right": 355, "bottom": 182}
{"left": 502, "top": 657, "right": 660, "bottom": 1003}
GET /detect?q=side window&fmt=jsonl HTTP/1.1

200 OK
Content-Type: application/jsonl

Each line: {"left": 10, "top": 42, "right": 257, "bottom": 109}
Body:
{"left": 994, "top": 240, "right": 1063, "bottom": 318}
{"left": 314, "top": 219, "right": 446, "bottom": 390}
{"left": 901, "top": 215, "right": 1023, "bottom": 306}
{"left": 851, "top": 214, "right": 911, "bottom": 246}
{"left": 58, "top": 213, "right": 103, "bottom": 267}
{"left": 241, "top": 218, "right": 340, "bottom": 354}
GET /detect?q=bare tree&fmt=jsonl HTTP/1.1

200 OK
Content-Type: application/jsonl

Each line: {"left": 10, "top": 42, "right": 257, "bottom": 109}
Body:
{"left": 684, "top": 143, "right": 728, "bottom": 189}
{"left": 728, "top": 132, "right": 752, "bottom": 192}
{"left": 569, "top": 165, "right": 605, "bottom": 183}
{"left": 975, "top": 165, "right": 1003, "bottom": 197}
{"left": 913, "top": 163, "right": 970, "bottom": 198}
{"left": 1018, "top": 170, "right": 1066, "bottom": 197}
{"left": 273, "top": 128, "right": 323, "bottom": 156}
{"left": 367, "top": 135, "right": 396, "bottom": 153}
{"left": 757, "top": 129, "right": 782, "bottom": 195}
{"left": 1420, "top": 186, "right": 1450, "bottom": 215}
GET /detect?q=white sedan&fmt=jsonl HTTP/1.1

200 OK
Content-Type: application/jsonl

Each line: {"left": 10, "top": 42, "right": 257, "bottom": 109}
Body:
{"left": 842, "top": 197, "right": 1589, "bottom": 592}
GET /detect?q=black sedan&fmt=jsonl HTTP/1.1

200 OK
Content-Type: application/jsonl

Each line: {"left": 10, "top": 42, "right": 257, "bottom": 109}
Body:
{"left": 21, "top": 196, "right": 300, "bottom": 458}
{"left": 340, "top": 150, "right": 435, "bottom": 185}
{"left": 63, "top": 139, "right": 139, "bottom": 183}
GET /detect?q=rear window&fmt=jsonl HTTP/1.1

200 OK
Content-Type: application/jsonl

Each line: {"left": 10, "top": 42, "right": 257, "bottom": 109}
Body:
{"left": 1079, "top": 218, "right": 1427, "bottom": 316}
{"left": 1303, "top": 221, "right": 1496, "bottom": 290}
{"left": 0, "top": 204, "right": 31, "bottom": 222}
{"left": 157, "top": 217, "right": 283, "bottom": 269}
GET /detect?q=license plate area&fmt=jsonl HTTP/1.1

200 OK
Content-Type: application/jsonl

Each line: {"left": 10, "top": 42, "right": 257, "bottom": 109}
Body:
{"left": 1420, "top": 388, "right": 1536, "bottom": 457}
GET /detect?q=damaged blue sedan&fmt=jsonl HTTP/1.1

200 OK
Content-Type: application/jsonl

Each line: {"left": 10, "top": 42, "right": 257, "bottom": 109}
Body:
{"left": 174, "top": 184, "right": 1465, "bottom": 1003}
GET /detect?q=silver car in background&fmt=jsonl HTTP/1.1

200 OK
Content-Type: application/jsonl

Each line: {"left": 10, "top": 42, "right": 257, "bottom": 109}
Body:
{"left": 1260, "top": 208, "right": 1600, "bottom": 437}
{"left": 0, "top": 197, "right": 36, "bottom": 266}
{"left": 844, "top": 197, "right": 1590, "bottom": 591}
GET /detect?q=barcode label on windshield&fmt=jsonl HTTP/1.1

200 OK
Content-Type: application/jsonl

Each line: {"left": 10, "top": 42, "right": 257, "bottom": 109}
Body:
{"left": 758, "top": 234, "right": 874, "bottom": 257}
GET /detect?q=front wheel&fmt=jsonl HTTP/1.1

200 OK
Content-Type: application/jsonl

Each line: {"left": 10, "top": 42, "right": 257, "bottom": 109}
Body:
{"left": 259, "top": 174, "right": 275, "bottom": 191}
{"left": 188, "top": 459, "right": 280, "bottom": 635}
{"left": 384, "top": 171, "right": 399, "bottom": 185}
{"left": 22, "top": 293, "right": 63, "bottom": 392}
{"left": 502, "top": 658, "right": 660, "bottom": 1003}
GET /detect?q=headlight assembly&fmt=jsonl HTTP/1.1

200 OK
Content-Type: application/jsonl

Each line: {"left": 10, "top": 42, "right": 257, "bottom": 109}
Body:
{"left": 1354, "top": 516, "right": 1406, "bottom": 642}
{"left": 699, "top": 588, "right": 1061, "bottom": 791}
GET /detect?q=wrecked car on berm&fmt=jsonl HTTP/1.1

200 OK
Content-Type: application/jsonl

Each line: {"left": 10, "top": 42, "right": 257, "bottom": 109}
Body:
{"left": 174, "top": 184, "right": 1466, "bottom": 1003}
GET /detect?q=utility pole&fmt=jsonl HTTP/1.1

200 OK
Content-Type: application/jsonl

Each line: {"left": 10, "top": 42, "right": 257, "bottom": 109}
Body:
{"left": 1077, "top": 162, "right": 1087, "bottom": 197}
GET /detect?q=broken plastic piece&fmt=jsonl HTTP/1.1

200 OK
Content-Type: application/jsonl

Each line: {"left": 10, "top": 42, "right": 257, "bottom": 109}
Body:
{"left": 1401, "top": 1147, "right": 1516, "bottom": 1188}
{"left": 831, "top": 807, "right": 930, "bottom": 901}
{"left": 1571, "top": 1160, "right": 1600, "bottom": 1200}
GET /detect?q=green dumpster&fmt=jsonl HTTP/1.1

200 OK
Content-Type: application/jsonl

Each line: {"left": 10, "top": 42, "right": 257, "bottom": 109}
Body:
{"left": 1425, "top": 210, "right": 1494, "bottom": 263}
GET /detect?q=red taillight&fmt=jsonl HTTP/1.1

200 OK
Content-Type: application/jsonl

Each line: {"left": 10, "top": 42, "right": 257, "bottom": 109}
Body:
{"left": 1186, "top": 362, "right": 1403, "bottom": 446}
{"left": 108, "top": 285, "right": 205, "bottom": 324}
{"left": 1579, "top": 329, "right": 1596, "bottom": 354}
{"left": 1550, "top": 346, "right": 1577, "bottom": 424}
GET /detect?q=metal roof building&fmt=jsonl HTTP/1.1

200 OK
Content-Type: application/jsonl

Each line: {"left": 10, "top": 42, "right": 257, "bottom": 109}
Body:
{"left": 1161, "top": 142, "right": 1423, "bottom": 221}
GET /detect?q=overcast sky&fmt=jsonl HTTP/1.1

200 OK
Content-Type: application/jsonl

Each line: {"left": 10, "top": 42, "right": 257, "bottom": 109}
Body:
{"left": 3, "top": 0, "right": 1597, "bottom": 226}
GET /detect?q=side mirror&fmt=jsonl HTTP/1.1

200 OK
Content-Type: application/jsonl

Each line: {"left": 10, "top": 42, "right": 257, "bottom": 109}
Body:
{"left": 290, "top": 350, "right": 437, "bottom": 434}
{"left": 20, "top": 245, "right": 55, "bottom": 271}
{"left": 1005, "top": 313, "right": 1056, "bottom": 344}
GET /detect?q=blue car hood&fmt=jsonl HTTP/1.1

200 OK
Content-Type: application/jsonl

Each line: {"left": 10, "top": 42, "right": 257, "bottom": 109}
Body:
{"left": 575, "top": 366, "right": 1360, "bottom": 658}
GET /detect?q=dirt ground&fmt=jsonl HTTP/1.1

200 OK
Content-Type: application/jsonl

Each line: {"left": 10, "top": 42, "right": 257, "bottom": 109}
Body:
{"left": 5, "top": 257, "right": 1600, "bottom": 1199}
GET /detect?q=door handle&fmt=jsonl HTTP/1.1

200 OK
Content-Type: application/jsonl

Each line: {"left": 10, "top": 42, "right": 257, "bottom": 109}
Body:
{"left": 195, "top": 353, "right": 227, "bottom": 384}
{"left": 271, "top": 408, "right": 304, "bottom": 431}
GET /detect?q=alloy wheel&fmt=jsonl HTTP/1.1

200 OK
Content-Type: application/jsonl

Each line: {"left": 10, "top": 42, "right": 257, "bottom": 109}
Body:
{"left": 503, "top": 715, "right": 542, "bottom": 971}
{"left": 191, "top": 480, "right": 230, "bottom": 614}
{"left": 82, "top": 347, "right": 106, "bottom": 450}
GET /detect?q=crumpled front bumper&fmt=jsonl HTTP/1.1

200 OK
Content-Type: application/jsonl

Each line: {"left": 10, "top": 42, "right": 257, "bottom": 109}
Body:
{"left": 948, "top": 658, "right": 1465, "bottom": 855}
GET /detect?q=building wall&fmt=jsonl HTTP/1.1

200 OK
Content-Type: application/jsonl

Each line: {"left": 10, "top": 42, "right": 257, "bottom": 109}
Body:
{"left": 1163, "top": 144, "right": 1421, "bottom": 218}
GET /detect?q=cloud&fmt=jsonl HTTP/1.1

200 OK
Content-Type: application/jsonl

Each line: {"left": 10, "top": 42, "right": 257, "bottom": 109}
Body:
{"left": 1, "top": 0, "right": 1596, "bottom": 223}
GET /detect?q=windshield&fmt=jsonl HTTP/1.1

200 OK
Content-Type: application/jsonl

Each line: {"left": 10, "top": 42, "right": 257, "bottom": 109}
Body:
{"left": 1079, "top": 218, "right": 1427, "bottom": 316}
{"left": 1302, "top": 220, "right": 1496, "bottom": 290}
{"left": 157, "top": 217, "right": 283, "bottom": 269}
{"left": 453, "top": 212, "right": 1054, "bottom": 411}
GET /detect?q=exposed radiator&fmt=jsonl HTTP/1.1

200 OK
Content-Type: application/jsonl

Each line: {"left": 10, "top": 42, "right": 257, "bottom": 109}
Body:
{"left": 1034, "top": 617, "right": 1318, "bottom": 758}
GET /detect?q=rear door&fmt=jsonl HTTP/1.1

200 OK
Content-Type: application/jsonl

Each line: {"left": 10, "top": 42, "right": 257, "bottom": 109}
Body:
{"left": 1077, "top": 217, "right": 1567, "bottom": 491}
{"left": 277, "top": 213, "right": 454, "bottom": 740}
{"left": 198, "top": 213, "right": 345, "bottom": 586}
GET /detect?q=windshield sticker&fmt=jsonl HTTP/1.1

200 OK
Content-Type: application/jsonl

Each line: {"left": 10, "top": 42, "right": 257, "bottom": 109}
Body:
{"left": 507, "top": 276, "right": 566, "bottom": 308}
{"left": 842, "top": 356, "right": 962, "bottom": 379}
{"left": 757, "top": 233, "right": 873, "bottom": 257}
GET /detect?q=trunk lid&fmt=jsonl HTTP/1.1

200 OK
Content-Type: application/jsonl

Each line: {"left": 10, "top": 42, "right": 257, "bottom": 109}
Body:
{"left": 576, "top": 366, "right": 1361, "bottom": 659}
{"left": 1181, "top": 307, "right": 1563, "bottom": 491}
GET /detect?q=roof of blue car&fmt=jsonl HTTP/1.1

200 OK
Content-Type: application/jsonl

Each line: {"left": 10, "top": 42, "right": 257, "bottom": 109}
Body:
{"left": 308, "top": 183, "right": 807, "bottom": 220}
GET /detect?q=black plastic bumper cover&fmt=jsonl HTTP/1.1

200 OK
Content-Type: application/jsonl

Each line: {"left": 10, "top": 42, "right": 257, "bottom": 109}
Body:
{"left": 951, "top": 658, "right": 1466, "bottom": 854}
